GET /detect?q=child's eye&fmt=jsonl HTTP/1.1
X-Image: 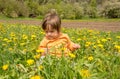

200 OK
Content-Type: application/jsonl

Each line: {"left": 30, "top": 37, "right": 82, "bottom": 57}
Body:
{"left": 50, "top": 31, "right": 54, "bottom": 33}
{"left": 45, "top": 31, "right": 48, "bottom": 33}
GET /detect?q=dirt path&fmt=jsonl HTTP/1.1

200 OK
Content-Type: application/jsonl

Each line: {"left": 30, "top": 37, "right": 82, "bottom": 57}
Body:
{"left": 0, "top": 20, "right": 120, "bottom": 32}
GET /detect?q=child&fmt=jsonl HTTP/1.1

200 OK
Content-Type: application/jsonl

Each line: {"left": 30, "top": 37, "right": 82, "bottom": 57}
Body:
{"left": 38, "top": 10, "right": 80, "bottom": 57}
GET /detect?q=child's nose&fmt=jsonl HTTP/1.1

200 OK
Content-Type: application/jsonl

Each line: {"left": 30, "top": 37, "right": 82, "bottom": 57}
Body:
{"left": 47, "top": 32, "right": 51, "bottom": 35}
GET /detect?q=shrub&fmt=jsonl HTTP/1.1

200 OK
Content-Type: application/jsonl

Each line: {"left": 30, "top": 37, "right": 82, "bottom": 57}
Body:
{"left": 73, "top": 3, "right": 84, "bottom": 19}
{"left": 101, "top": 2, "right": 120, "bottom": 18}
{"left": 2, "top": 0, "right": 29, "bottom": 18}
{"left": 87, "top": 6, "right": 98, "bottom": 18}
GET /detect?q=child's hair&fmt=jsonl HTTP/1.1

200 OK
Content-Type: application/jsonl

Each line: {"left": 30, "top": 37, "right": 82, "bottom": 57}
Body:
{"left": 42, "top": 10, "right": 61, "bottom": 32}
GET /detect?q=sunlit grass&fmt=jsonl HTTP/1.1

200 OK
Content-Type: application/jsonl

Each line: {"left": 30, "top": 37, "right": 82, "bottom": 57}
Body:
{"left": 0, "top": 23, "right": 120, "bottom": 79}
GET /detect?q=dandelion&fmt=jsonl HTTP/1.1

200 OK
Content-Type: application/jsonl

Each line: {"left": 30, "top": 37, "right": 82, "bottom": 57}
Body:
{"left": 10, "top": 32, "right": 16, "bottom": 37}
{"left": 2, "top": 64, "right": 9, "bottom": 70}
{"left": 88, "top": 30, "right": 94, "bottom": 33}
{"left": 61, "top": 47, "right": 67, "bottom": 51}
{"left": 34, "top": 54, "right": 41, "bottom": 59}
{"left": 77, "top": 38, "right": 81, "bottom": 41}
{"left": 9, "top": 48, "right": 13, "bottom": 51}
{"left": 7, "top": 39, "right": 12, "bottom": 43}
{"left": 68, "top": 52, "right": 76, "bottom": 58}
{"left": 13, "top": 37, "right": 17, "bottom": 41}
{"left": 20, "top": 42, "right": 26, "bottom": 46}
{"left": 97, "top": 40, "right": 101, "bottom": 44}
{"left": 93, "top": 45, "right": 97, "bottom": 49}
{"left": 97, "top": 44, "right": 103, "bottom": 48}
{"left": 31, "top": 34, "right": 36, "bottom": 40}
{"left": 116, "top": 36, "right": 120, "bottom": 39}
{"left": 85, "top": 42, "right": 92, "bottom": 48}
{"left": 39, "top": 65, "right": 43, "bottom": 70}
{"left": 40, "top": 31, "right": 45, "bottom": 34}
{"left": 26, "top": 59, "right": 34, "bottom": 65}
{"left": 80, "top": 69, "right": 90, "bottom": 78}
{"left": 107, "top": 38, "right": 111, "bottom": 41}
{"left": 30, "top": 75, "right": 41, "bottom": 79}
{"left": 23, "top": 49, "right": 27, "bottom": 52}
{"left": 114, "top": 45, "right": 120, "bottom": 52}
{"left": 22, "top": 34, "right": 28, "bottom": 40}
{"left": 101, "top": 38, "right": 107, "bottom": 42}
{"left": 114, "top": 45, "right": 120, "bottom": 50}
{"left": 3, "top": 38, "right": 8, "bottom": 41}
{"left": 0, "top": 24, "right": 2, "bottom": 29}
{"left": 36, "top": 49, "right": 44, "bottom": 53}
{"left": 88, "top": 56, "right": 93, "bottom": 61}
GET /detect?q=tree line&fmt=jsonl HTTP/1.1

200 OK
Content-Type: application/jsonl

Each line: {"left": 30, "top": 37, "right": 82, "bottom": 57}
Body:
{"left": 0, "top": 0, "right": 120, "bottom": 19}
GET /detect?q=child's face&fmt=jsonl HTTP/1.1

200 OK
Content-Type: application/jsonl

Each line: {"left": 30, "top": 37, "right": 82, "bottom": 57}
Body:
{"left": 45, "top": 26, "right": 59, "bottom": 40}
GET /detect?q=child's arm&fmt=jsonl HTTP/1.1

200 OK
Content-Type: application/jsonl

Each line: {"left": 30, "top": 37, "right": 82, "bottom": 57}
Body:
{"left": 38, "top": 37, "right": 48, "bottom": 56}
{"left": 66, "top": 34, "right": 80, "bottom": 51}
{"left": 40, "top": 48, "right": 49, "bottom": 56}
{"left": 73, "top": 43, "right": 80, "bottom": 49}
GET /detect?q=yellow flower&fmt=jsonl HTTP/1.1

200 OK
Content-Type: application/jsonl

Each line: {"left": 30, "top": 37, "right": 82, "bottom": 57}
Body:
{"left": 30, "top": 75, "right": 41, "bottom": 79}
{"left": 13, "top": 37, "right": 17, "bottom": 41}
{"left": 107, "top": 38, "right": 111, "bottom": 41}
{"left": 20, "top": 43, "right": 26, "bottom": 46}
{"left": 23, "top": 49, "right": 27, "bottom": 52}
{"left": 34, "top": 54, "right": 41, "bottom": 59}
{"left": 39, "top": 65, "right": 43, "bottom": 70}
{"left": 97, "top": 40, "right": 101, "bottom": 44}
{"left": 101, "top": 38, "right": 107, "bottom": 42}
{"left": 93, "top": 45, "right": 97, "bottom": 49}
{"left": 113, "top": 44, "right": 120, "bottom": 52}
{"left": 88, "top": 56, "right": 93, "bottom": 61}
{"left": 9, "top": 48, "right": 13, "bottom": 51}
{"left": 68, "top": 53, "right": 76, "bottom": 58}
{"left": 10, "top": 32, "right": 16, "bottom": 37}
{"left": 116, "top": 36, "right": 120, "bottom": 39}
{"left": 77, "top": 38, "right": 81, "bottom": 41}
{"left": 7, "top": 40, "right": 12, "bottom": 43}
{"left": 85, "top": 42, "right": 92, "bottom": 48}
{"left": 97, "top": 44, "right": 103, "bottom": 48}
{"left": 31, "top": 35, "right": 36, "bottom": 38}
{"left": 36, "top": 49, "right": 44, "bottom": 53}
{"left": 22, "top": 34, "right": 28, "bottom": 40}
{"left": 2, "top": 64, "right": 9, "bottom": 70}
{"left": 88, "top": 30, "right": 93, "bottom": 33}
{"left": 27, "top": 59, "right": 34, "bottom": 65}
{"left": 31, "top": 35, "right": 36, "bottom": 40}
{"left": 3, "top": 38, "right": 8, "bottom": 41}
{"left": 61, "top": 47, "right": 67, "bottom": 51}
{"left": 114, "top": 45, "right": 120, "bottom": 50}
{"left": 40, "top": 31, "right": 45, "bottom": 34}
{"left": 80, "top": 69, "right": 90, "bottom": 78}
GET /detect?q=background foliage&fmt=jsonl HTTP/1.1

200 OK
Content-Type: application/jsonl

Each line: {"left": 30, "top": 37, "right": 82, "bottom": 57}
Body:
{"left": 0, "top": 0, "right": 120, "bottom": 19}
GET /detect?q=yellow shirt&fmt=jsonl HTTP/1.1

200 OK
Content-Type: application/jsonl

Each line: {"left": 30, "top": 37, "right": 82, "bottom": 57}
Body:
{"left": 39, "top": 33, "right": 75, "bottom": 57}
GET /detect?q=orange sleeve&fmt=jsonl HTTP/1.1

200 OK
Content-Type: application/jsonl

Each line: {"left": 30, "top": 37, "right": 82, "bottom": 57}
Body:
{"left": 65, "top": 34, "right": 75, "bottom": 51}
{"left": 38, "top": 37, "right": 47, "bottom": 49}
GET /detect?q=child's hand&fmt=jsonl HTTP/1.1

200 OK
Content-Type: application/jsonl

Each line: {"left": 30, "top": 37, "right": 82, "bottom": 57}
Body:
{"left": 73, "top": 44, "right": 80, "bottom": 49}
{"left": 41, "top": 48, "right": 49, "bottom": 56}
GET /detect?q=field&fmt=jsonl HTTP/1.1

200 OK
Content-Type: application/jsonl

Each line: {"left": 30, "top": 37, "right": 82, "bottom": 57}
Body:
{"left": 0, "top": 19, "right": 120, "bottom": 32}
{"left": 0, "top": 21, "right": 120, "bottom": 79}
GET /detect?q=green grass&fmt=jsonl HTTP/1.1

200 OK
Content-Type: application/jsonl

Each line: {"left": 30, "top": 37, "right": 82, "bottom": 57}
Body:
{"left": 0, "top": 15, "right": 120, "bottom": 22}
{"left": 0, "top": 23, "right": 120, "bottom": 79}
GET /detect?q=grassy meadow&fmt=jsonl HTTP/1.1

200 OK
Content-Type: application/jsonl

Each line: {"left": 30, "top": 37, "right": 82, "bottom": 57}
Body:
{"left": 0, "top": 23, "right": 120, "bottom": 79}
